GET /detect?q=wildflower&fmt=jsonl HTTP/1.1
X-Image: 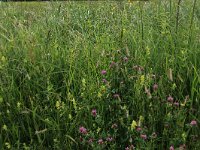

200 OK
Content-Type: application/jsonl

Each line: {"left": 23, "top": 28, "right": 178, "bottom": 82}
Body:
{"left": 174, "top": 102, "right": 179, "bottom": 107}
{"left": 56, "top": 101, "right": 61, "bottom": 109}
{"left": 98, "top": 139, "right": 103, "bottom": 144}
{"left": 125, "top": 147, "right": 130, "bottom": 150}
{"left": 138, "top": 115, "right": 144, "bottom": 126}
{"left": 102, "top": 78, "right": 107, "bottom": 84}
{"left": 5, "top": 142, "right": 11, "bottom": 149}
{"left": 145, "top": 87, "right": 152, "bottom": 99}
{"left": 153, "top": 84, "right": 158, "bottom": 91}
{"left": 133, "top": 65, "right": 138, "bottom": 70}
{"left": 113, "top": 94, "right": 120, "bottom": 98}
{"left": 179, "top": 144, "right": 186, "bottom": 150}
{"left": 131, "top": 120, "right": 137, "bottom": 131}
{"left": 140, "top": 134, "right": 147, "bottom": 140}
{"left": 112, "top": 123, "right": 118, "bottom": 129}
{"left": 101, "top": 70, "right": 107, "bottom": 75}
{"left": 1, "top": 56, "right": 6, "bottom": 62}
{"left": 140, "top": 75, "right": 145, "bottom": 85}
{"left": 130, "top": 145, "right": 135, "bottom": 149}
{"left": 68, "top": 114, "right": 72, "bottom": 120}
{"left": 97, "top": 127, "right": 101, "bottom": 133}
{"left": 182, "top": 132, "right": 186, "bottom": 141}
{"left": 88, "top": 138, "right": 93, "bottom": 144}
{"left": 91, "top": 109, "right": 97, "bottom": 117}
{"left": 190, "top": 120, "right": 197, "bottom": 126}
{"left": 110, "top": 61, "right": 116, "bottom": 68}
{"left": 123, "top": 56, "right": 128, "bottom": 62}
{"left": 138, "top": 66, "right": 144, "bottom": 72}
{"left": 82, "top": 78, "right": 86, "bottom": 87}
{"left": 151, "top": 132, "right": 157, "bottom": 138}
{"left": 79, "top": 126, "right": 87, "bottom": 134}
{"left": 2, "top": 124, "right": 7, "bottom": 131}
{"left": 17, "top": 102, "right": 21, "bottom": 108}
{"left": 169, "top": 145, "right": 174, "bottom": 150}
{"left": 136, "top": 127, "right": 142, "bottom": 132}
{"left": 167, "top": 96, "right": 174, "bottom": 103}
{"left": 106, "top": 137, "right": 113, "bottom": 142}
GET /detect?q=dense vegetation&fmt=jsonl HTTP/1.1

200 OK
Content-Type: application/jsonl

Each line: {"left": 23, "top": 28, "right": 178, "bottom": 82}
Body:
{"left": 0, "top": 1, "right": 199, "bottom": 149}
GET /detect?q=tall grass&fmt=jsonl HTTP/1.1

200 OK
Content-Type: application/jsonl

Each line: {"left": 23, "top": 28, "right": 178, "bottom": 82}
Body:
{"left": 0, "top": 1, "right": 200, "bottom": 149}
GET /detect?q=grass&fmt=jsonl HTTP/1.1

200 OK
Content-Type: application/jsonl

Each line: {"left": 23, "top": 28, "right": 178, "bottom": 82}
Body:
{"left": 0, "top": 0, "right": 200, "bottom": 149}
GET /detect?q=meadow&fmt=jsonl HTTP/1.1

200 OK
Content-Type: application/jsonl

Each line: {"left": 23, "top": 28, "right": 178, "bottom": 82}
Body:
{"left": 0, "top": 0, "right": 200, "bottom": 149}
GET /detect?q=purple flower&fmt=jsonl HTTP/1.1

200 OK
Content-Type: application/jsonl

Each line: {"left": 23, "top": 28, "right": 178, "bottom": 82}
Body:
{"left": 102, "top": 78, "right": 107, "bottom": 84}
{"left": 106, "top": 137, "right": 113, "bottom": 142}
{"left": 169, "top": 145, "right": 174, "bottom": 150}
{"left": 79, "top": 126, "right": 87, "bottom": 134}
{"left": 153, "top": 84, "right": 158, "bottom": 91}
{"left": 88, "top": 138, "right": 93, "bottom": 144}
{"left": 98, "top": 139, "right": 103, "bottom": 144}
{"left": 140, "top": 134, "right": 147, "bottom": 140}
{"left": 174, "top": 102, "right": 179, "bottom": 107}
{"left": 101, "top": 70, "right": 107, "bottom": 75}
{"left": 110, "top": 61, "right": 116, "bottom": 68}
{"left": 167, "top": 96, "right": 174, "bottom": 103}
{"left": 113, "top": 94, "right": 120, "bottom": 98}
{"left": 125, "top": 147, "right": 130, "bottom": 150}
{"left": 91, "top": 109, "right": 97, "bottom": 117}
{"left": 136, "top": 127, "right": 142, "bottom": 132}
{"left": 190, "top": 120, "right": 197, "bottom": 126}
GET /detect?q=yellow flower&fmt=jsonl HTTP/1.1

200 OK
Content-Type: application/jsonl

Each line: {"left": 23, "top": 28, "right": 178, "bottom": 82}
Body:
{"left": 97, "top": 127, "right": 101, "bottom": 133}
{"left": 140, "top": 75, "right": 145, "bottom": 85}
{"left": 138, "top": 115, "right": 144, "bottom": 126}
{"left": 182, "top": 132, "right": 186, "bottom": 141}
{"left": 17, "top": 102, "right": 21, "bottom": 108}
{"left": 5, "top": 142, "right": 11, "bottom": 149}
{"left": 97, "top": 92, "right": 102, "bottom": 98}
{"left": 56, "top": 101, "right": 60, "bottom": 109}
{"left": 3, "top": 124, "right": 7, "bottom": 131}
{"left": 131, "top": 120, "right": 137, "bottom": 131}
{"left": 1, "top": 56, "right": 6, "bottom": 62}
{"left": 146, "top": 47, "right": 150, "bottom": 56}
{"left": 68, "top": 114, "right": 72, "bottom": 120}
